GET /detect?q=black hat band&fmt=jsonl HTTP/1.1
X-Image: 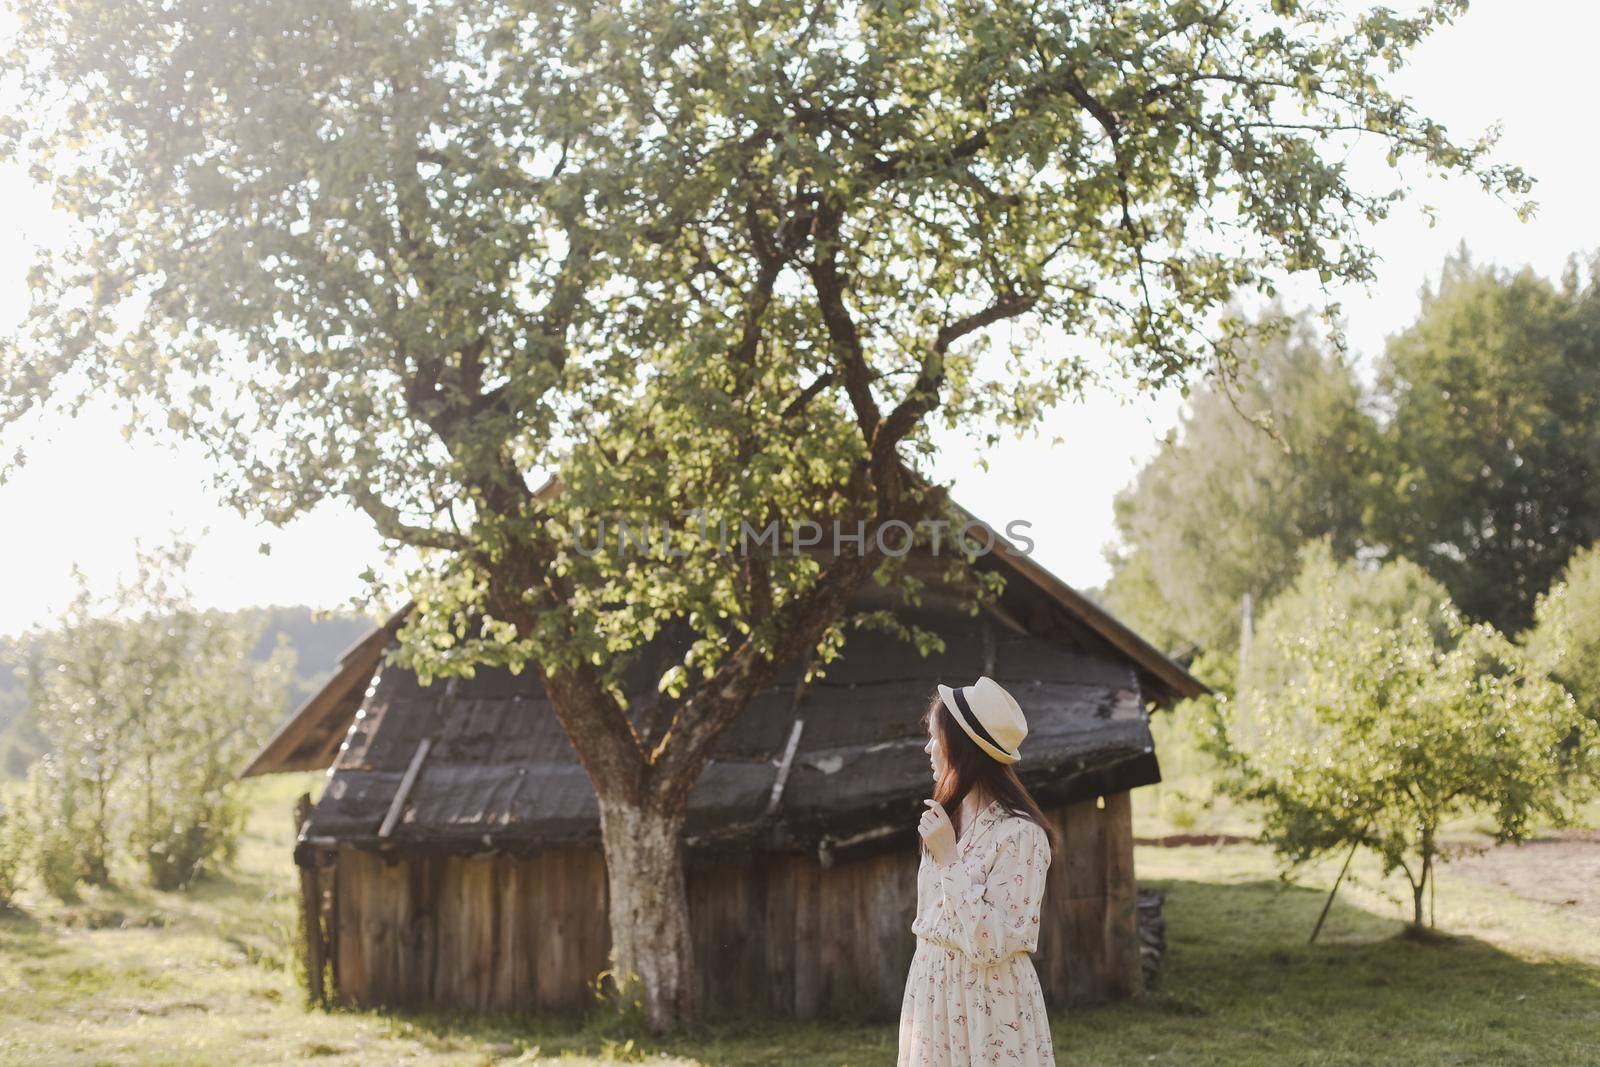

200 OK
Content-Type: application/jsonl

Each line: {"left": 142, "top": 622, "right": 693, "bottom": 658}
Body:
{"left": 951, "top": 686, "right": 1005, "bottom": 753}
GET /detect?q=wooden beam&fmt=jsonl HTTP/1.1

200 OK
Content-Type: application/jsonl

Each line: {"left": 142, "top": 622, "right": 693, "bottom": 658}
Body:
{"left": 293, "top": 793, "right": 326, "bottom": 1006}
{"left": 983, "top": 599, "right": 1030, "bottom": 637}
{"left": 378, "top": 738, "right": 433, "bottom": 839}
{"left": 765, "top": 719, "right": 806, "bottom": 817}
{"left": 815, "top": 823, "right": 904, "bottom": 868}
{"left": 1101, "top": 790, "right": 1142, "bottom": 998}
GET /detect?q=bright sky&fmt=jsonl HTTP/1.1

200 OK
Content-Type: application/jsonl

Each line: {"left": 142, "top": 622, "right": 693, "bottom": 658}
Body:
{"left": 2, "top": 1, "right": 1597, "bottom": 639}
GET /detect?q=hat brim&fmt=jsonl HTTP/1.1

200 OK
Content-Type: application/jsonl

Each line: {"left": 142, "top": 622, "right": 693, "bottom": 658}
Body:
{"left": 937, "top": 683, "right": 1021, "bottom": 764}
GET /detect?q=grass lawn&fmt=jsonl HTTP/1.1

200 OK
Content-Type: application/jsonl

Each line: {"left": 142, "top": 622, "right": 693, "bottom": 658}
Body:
{"left": 2, "top": 771, "right": 1598, "bottom": 1065}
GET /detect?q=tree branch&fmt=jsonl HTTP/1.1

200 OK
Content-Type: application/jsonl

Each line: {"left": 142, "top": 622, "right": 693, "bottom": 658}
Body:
{"left": 349, "top": 483, "right": 472, "bottom": 552}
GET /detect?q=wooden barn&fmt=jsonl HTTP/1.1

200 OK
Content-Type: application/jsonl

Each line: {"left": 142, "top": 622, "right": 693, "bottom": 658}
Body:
{"left": 242, "top": 499, "right": 1205, "bottom": 1020}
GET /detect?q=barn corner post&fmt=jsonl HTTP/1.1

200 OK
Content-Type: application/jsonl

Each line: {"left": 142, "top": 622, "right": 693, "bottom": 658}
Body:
{"left": 291, "top": 791, "right": 329, "bottom": 1008}
{"left": 1102, "top": 790, "right": 1143, "bottom": 999}
{"left": 596, "top": 795, "right": 698, "bottom": 1034}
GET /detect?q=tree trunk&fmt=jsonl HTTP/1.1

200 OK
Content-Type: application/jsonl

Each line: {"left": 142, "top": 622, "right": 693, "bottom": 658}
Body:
{"left": 596, "top": 795, "right": 698, "bottom": 1034}
{"left": 1413, "top": 834, "right": 1435, "bottom": 928}
{"left": 1410, "top": 855, "right": 1432, "bottom": 928}
{"left": 487, "top": 483, "right": 923, "bottom": 1033}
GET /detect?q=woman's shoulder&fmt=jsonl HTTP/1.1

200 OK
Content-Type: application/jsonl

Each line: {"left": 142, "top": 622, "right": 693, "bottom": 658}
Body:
{"left": 994, "top": 811, "right": 1051, "bottom": 853}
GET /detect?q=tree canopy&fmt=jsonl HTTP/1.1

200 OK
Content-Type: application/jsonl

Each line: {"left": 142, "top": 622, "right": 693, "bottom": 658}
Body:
{"left": 1103, "top": 248, "right": 1600, "bottom": 660}
{"left": 1234, "top": 536, "right": 1450, "bottom": 723}
{"left": 1373, "top": 249, "right": 1600, "bottom": 634}
{"left": 1523, "top": 541, "right": 1600, "bottom": 727}
{"left": 2, "top": 1, "right": 1531, "bottom": 698}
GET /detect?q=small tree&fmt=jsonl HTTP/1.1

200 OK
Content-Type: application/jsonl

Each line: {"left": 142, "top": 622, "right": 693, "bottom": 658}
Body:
{"left": 1205, "top": 551, "right": 1598, "bottom": 929}
{"left": 129, "top": 607, "right": 294, "bottom": 890}
{"left": 1524, "top": 541, "right": 1600, "bottom": 726}
{"left": 18, "top": 537, "right": 295, "bottom": 893}
{"left": 1234, "top": 538, "right": 1452, "bottom": 715}
{"left": 21, "top": 754, "right": 87, "bottom": 901}
{"left": 21, "top": 573, "right": 132, "bottom": 888}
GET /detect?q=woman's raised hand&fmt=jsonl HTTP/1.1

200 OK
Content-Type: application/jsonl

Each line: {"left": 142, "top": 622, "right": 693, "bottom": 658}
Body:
{"left": 919, "top": 798, "right": 957, "bottom": 866}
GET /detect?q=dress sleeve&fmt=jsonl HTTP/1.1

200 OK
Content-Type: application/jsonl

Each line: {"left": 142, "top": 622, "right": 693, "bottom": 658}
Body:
{"left": 929, "top": 821, "right": 1051, "bottom": 966}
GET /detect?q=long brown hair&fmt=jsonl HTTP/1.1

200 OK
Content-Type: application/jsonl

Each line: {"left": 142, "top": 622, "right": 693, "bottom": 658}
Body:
{"left": 921, "top": 689, "right": 1061, "bottom": 857}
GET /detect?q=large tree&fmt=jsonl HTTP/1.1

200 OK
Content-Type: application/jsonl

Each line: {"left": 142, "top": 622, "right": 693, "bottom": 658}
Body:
{"left": 1374, "top": 249, "right": 1600, "bottom": 634}
{"left": 1, "top": 0, "right": 1527, "bottom": 1030}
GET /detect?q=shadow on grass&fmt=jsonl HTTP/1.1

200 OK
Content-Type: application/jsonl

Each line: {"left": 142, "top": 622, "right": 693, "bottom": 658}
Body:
{"left": 1057, "top": 877, "right": 1600, "bottom": 1066}
{"left": 0, "top": 905, "right": 64, "bottom": 960}
{"left": 14, "top": 855, "right": 1596, "bottom": 1066}
{"left": 322, "top": 1004, "right": 897, "bottom": 1066}
{"left": 82, "top": 860, "right": 290, "bottom": 915}
{"left": 13, "top": 853, "right": 297, "bottom": 937}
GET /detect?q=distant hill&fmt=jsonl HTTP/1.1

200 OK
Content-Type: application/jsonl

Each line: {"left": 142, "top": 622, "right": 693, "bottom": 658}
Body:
{"left": 231, "top": 604, "right": 381, "bottom": 714}
{"left": 0, "top": 605, "right": 380, "bottom": 782}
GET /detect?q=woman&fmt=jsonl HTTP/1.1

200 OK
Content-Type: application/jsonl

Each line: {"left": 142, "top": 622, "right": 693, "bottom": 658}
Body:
{"left": 899, "top": 675, "right": 1059, "bottom": 1067}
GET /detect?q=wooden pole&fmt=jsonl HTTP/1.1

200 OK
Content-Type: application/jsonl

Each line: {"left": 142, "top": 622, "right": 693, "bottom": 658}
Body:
{"left": 1310, "top": 836, "right": 1361, "bottom": 944}
{"left": 1239, "top": 591, "right": 1254, "bottom": 669}
{"left": 293, "top": 793, "right": 326, "bottom": 1005}
{"left": 379, "top": 738, "right": 433, "bottom": 839}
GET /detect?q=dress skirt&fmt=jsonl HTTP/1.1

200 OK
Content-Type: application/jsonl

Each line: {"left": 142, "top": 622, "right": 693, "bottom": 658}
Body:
{"left": 898, "top": 939, "right": 1055, "bottom": 1066}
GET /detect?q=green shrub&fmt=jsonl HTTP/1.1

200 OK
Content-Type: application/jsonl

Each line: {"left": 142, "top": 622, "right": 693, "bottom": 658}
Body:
{"left": 1525, "top": 541, "right": 1600, "bottom": 726}
{"left": 24, "top": 757, "right": 86, "bottom": 902}
{"left": 20, "top": 540, "right": 294, "bottom": 895}
{"left": 0, "top": 800, "right": 26, "bottom": 907}
{"left": 138, "top": 786, "right": 249, "bottom": 891}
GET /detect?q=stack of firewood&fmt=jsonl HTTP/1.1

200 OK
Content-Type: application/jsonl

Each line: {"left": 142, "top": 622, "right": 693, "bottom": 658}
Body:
{"left": 1136, "top": 887, "right": 1167, "bottom": 989}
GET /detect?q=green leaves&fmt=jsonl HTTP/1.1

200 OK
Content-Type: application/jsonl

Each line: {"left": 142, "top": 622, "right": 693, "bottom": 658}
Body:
{"left": 16, "top": 534, "right": 294, "bottom": 894}
{"left": 1373, "top": 251, "right": 1600, "bottom": 634}
{"left": 1210, "top": 547, "right": 1598, "bottom": 921}
{"left": 1101, "top": 306, "right": 1379, "bottom": 655}
{"left": 1524, "top": 542, "right": 1600, "bottom": 727}
{"left": 0, "top": 0, "right": 1533, "bottom": 738}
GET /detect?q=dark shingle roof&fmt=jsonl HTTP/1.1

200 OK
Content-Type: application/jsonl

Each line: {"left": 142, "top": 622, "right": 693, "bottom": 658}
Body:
{"left": 302, "top": 599, "right": 1161, "bottom": 860}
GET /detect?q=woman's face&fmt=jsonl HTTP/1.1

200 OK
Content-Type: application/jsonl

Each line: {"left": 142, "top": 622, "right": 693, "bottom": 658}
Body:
{"left": 924, "top": 714, "right": 948, "bottom": 781}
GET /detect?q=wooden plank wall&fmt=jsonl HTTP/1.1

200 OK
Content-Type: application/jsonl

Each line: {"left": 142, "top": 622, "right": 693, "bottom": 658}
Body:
{"left": 1034, "top": 791, "right": 1142, "bottom": 1005}
{"left": 331, "top": 847, "right": 609, "bottom": 1014}
{"left": 322, "top": 792, "right": 1140, "bottom": 1018}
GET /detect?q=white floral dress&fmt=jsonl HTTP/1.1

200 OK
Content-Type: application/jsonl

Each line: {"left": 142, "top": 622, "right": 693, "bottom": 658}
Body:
{"left": 898, "top": 798, "right": 1055, "bottom": 1066}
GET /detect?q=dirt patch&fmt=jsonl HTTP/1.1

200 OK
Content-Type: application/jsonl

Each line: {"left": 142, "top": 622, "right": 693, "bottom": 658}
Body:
{"left": 1441, "top": 830, "right": 1600, "bottom": 918}
{"left": 131, "top": 1000, "right": 212, "bottom": 1017}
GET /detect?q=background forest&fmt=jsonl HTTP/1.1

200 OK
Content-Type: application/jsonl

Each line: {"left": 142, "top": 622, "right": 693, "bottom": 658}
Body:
{"left": 1100, "top": 247, "right": 1600, "bottom": 670}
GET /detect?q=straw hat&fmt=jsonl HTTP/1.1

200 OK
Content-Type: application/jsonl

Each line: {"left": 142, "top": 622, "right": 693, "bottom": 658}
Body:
{"left": 936, "top": 675, "right": 1028, "bottom": 764}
